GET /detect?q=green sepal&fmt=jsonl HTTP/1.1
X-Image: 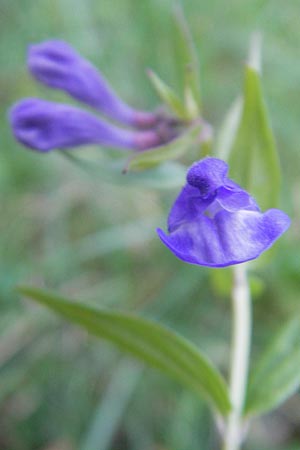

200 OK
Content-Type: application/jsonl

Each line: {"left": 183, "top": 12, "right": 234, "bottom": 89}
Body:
{"left": 128, "top": 123, "right": 201, "bottom": 171}
{"left": 147, "top": 69, "right": 187, "bottom": 119}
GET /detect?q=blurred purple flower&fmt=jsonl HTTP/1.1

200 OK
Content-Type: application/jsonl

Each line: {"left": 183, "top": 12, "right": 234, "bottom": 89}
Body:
{"left": 9, "top": 40, "right": 176, "bottom": 153}
{"left": 10, "top": 99, "right": 161, "bottom": 152}
{"left": 28, "top": 40, "right": 157, "bottom": 128}
{"left": 157, "top": 157, "right": 290, "bottom": 267}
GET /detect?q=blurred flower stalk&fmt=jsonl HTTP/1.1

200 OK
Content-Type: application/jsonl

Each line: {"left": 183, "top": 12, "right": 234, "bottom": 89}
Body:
{"left": 13, "top": 10, "right": 293, "bottom": 450}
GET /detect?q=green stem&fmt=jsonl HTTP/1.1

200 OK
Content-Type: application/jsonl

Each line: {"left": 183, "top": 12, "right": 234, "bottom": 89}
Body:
{"left": 223, "top": 264, "right": 252, "bottom": 450}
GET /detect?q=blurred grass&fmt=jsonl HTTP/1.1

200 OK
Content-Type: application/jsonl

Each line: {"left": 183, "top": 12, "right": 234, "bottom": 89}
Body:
{"left": 0, "top": 0, "right": 300, "bottom": 449}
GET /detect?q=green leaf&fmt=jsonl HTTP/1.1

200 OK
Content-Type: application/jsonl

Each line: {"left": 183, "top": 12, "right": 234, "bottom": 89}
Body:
{"left": 245, "top": 318, "right": 300, "bottom": 416}
{"left": 60, "top": 151, "right": 186, "bottom": 189}
{"left": 128, "top": 123, "right": 201, "bottom": 171}
{"left": 18, "top": 286, "right": 231, "bottom": 416}
{"left": 228, "top": 37, "right": 281, "bottom": 210}
{"left": 172, "top": 5, "right": 201, "bottom": 113}
{"left": 147, "top": 69, "right": 187, "bottom": 119}
{"left": 184, "top": 85, "right": 200, "bottom": 121}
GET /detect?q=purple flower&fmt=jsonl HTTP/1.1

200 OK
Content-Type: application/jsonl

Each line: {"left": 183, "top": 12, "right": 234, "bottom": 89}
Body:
{"left": 9, "top": 40, "right": 175, "bottom": 153}
{"left": 28, "top": 40, "right": 157, "bottom": 128}
{"left": 157, "top": 157, "right": 290, "bottom": 267}
{"left": 10, "top": 99, "right": 161, "bottom": 152}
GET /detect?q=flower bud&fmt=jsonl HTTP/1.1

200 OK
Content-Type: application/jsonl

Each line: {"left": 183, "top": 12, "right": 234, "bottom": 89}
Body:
{"left": 28, "top": 40, "right": 157, "bottom": 128}
{"left": 10, "top": 99, "right": 162, "bottom": 152}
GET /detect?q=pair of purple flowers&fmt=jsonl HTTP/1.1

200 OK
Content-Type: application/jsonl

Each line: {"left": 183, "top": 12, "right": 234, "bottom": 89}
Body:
{"left": 10, "top": 41, "right": 290, "bottom": 268}
{"left": 11, "top": 40, "right": 170, "bottom": 153}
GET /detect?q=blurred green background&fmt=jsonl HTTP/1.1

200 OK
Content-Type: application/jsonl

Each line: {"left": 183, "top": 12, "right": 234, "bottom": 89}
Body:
{"left": 0, "top": 0, "right": 299, "bottom": 449}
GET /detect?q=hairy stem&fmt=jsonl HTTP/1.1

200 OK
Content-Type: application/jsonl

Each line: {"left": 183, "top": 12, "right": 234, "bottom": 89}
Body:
{"left": 223, "top": 264, "right": 251, "bottom": 450}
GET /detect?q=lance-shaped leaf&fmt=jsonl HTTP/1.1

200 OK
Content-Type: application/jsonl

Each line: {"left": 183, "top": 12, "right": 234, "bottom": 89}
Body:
{"left": 147, "top": 69, "right": 187, "bottom": 120}
{"left": 18, "top": 286, "right": 231, "bottom": 416}
{"left": 228, "top": 35, "right": 281, "bottom": 210}
{"left": 245, "top": 318, "right": 300, "bottom": 417}
{"left": 172, "top": 5, "right": 201, "bottom": 114}
{"left": 128, "top": 123, "right": 201, "bottom": 171}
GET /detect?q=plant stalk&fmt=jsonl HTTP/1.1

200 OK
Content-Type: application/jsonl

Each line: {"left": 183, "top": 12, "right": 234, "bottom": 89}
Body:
{"left": 223, "top": 263, "right": 252, "bottom": 450}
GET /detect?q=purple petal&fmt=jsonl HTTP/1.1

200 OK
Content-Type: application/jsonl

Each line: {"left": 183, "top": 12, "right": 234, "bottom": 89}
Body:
{"left": 167, "top": 184, "right": 214, "bottom": 232}
{"left": 216, "top": 187, "right": 259, "bottom": 212}
{"left": 186, "top": 158, "right": 258, "bottom": 211}
{"left": 158, "top": 157, "right": 290, "bottom": 267}
{"left": 157, "top": 209, "right": 290, "bottom": 267}
{"left": 167, "top": 161, "right": 258, "bottom": 233}
{"left": 186, "top": 158, "right": 228, "bottom": 197}
{"left": 28, "top": 40, "right": 157, "bottom": 127}
{"left": 9, "top": 99, "right": 161, "bottom": 152}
